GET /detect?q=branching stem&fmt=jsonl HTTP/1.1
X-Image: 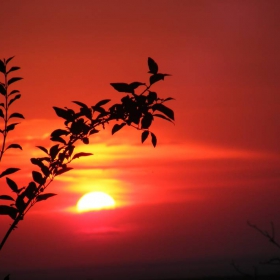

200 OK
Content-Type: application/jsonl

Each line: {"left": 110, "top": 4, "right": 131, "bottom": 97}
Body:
{"left": 0, "top": 71, "right": 8, "bottom": 161}
{"left": 247, "top": 221, "right": 280, "bottom": 250}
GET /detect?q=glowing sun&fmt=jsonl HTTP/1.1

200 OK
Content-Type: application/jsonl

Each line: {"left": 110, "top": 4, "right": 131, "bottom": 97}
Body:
{"left": 76, "top": 192, "right": 115, "bottom": 212}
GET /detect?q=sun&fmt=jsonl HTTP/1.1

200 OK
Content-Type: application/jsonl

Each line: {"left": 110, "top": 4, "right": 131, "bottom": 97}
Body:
{"left": 76, "top": 191, "right": 115, "bottom": 212}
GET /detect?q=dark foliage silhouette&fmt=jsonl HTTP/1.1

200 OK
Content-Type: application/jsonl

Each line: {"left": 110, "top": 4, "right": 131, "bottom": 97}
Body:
{"left": 0, "top": 57, "right": 174, "bottom": 254}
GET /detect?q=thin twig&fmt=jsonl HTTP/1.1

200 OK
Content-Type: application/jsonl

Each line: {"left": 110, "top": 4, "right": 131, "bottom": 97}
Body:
{"left": 231, "top": 260, "right": 254, "bottom": 278}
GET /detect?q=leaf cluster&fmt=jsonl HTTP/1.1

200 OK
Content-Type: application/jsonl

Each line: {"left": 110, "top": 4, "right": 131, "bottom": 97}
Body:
{"left": 110, "top": 57, "right": 174, "bottom": 146}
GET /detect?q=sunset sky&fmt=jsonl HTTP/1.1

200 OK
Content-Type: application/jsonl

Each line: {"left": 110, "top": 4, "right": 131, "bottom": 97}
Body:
{"left": 1, "top": 1, "right": 280, "bottom": 279}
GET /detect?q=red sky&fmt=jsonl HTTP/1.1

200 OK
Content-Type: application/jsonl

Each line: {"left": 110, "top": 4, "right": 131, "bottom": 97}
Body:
{"left": 1, "top": 1, "right": 280, "bottom": 279}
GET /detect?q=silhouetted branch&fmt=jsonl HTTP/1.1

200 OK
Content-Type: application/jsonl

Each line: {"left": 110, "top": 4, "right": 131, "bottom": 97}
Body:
{"left": 260, "top": 257, "right": 280, "bottom": 265}
{"left": 247, "top": 221, "right": 280, "bottom": 250}
{"left": 0, "top": 57, "right": 175, "bottom": 251}
{"left": 231, "top": 260, "right": 258, "bottom": 279}
{"left": 0, "top": 56, "right": 24, "bottom": 161}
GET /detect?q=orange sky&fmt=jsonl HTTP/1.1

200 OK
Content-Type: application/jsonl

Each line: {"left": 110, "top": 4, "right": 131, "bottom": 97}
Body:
{"left": 1, "top": 1, "right": 280, "bottom": 279}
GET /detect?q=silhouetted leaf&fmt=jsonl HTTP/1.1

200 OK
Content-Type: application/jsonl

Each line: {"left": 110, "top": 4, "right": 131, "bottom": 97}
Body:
{"left": 38, "top": 157, "right": 51, "bottom": 163}
{"left": 30, "top": 159, "right": 49, "bottom": 178}
{"left": 110, "top": 83, "right": 133, "bottom": 93}
{"left": 36, "top": 193, "right": 57, "bottom": 202}
{"left": 72, "top": 100, "right": 88, "bottom": 108}
{"left": 112, "top": 123, "right": 126, "bottom": 135}
{"left": 150, "top": 73, "right": 170, "bottom": 85}
{"left": 8, "top": 77, "right": 22, "bottom": 86}
{"left": 72, "top": 152, "right": 93, "bottom": 160}
{"left": 164, "top": 97, "right": 175, "bottom": 102}
{"left": 0, "top": 84, "right": 6, "bottom": 96}
{"left": 50, "top": 136, "right": 66, "bottom": 144}
{"left": 41, "top": 165, "right": 50, "bottom": 177}
{"left": 7, "top": 66, "right": 20, "bottom": 74}
{"left": 151, "top": 132, "right": 157, "bottom": 147}
{"left": 148, "top": 57, "right": 158, "bottom": 74}
{"left": 141, "top": 131, "right": 149, "bottom": 143}
{"left": 94, "top": 99, "right": 111, "bottom": 107}
{"left": 93, "top": 106, "right": 106, "bottom": 114}
{"left": 31, "top": 158, "right": 41, "bottom": 166}
{"left": 6, "top": 123, "right": 19, "bottom": 132}
{"left": 89, "top": 128, "right": 99, "bottom": 135}
{"left": 147, "top": 91, "right": 157, "bottom": 104}
{"left": 129, "top": 82, "right": 145, "bottom": 90}
{"left": 153, "top": 113, "right": 173, "bottom": 122}
{"left": 49, "top": 144, "right": 60, "bottom": 160}
{"left": 32, "top": 171, "right": 45, "bottom": 185}
{"left": 141, "top": 113, "right": 153, "bottom": 129}
{"left": 152, "top": 103, "right": 174, "bottom": 120}
{"left": 8, "top": 94, "right": 21, "bottom": 106}
{"left": 70, "top": 119, "right": 87, "bottom": 135}
{"left": 0, "top": 108, "right": 4, "bottom": 118}
{"left": 51, "top": 129, "right": 69, "bottom": 138}
{"left": 9, "top": 89, "right": 20, "bottom": 96}
{"left": 6, "top": 56, "right": 15, "bottom": 64}
{"left": 9, "top": 112, "right": 24, "bottom": 119}
{"left": 53, "top": 107, "right": 73, "bottom": 120}
{"left": 36, "top": 146, "right": 48, "bottom": 155}
{"left": 0, "top": 195, "right": 15, "bottom": 201}
{"left": 0, "top": 102, "right": 4, "bottom": 107}
{"left": 80, "top": 106, "right": 92, "bottom": 119}
{"left": 56, "top": 167, "right": 73, "bottom": 175}
{"left": 6, "top": 143, "right": 22, "bottom": 150}
{"left": 0, "top": 60, "right": 5, "bottom": 73}
{"left": 16, "top": 194, "right": 26, "bottom": 212}
{"left": 6, "top": 177, "right": 19, "bottom": 193}
{"left": 82, "top": 137, "right": 89, "bottom": 144}
{"left": 111, "top": 82, "right": 145, "bottom": 94}
{"left": 24, "top": 182, "right": 37, "bottom": 199}
{"left": 128, "top": 109, "right": 141, "bottom": 125}
{"left": 0, "top": 205, "right": 18, "bottom": 220}
{"left": 0, "top": 168, "right": 20, "bottom": 178}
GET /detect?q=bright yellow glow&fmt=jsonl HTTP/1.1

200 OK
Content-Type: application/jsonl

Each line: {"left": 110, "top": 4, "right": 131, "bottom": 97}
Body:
{"left": 76, "top": 192, "right": 115, "bottom": 212}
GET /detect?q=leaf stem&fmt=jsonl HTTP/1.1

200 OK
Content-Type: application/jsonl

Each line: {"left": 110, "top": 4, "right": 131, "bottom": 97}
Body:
{"left": 0, "top": 68, "right": 8, "bottom": 161}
